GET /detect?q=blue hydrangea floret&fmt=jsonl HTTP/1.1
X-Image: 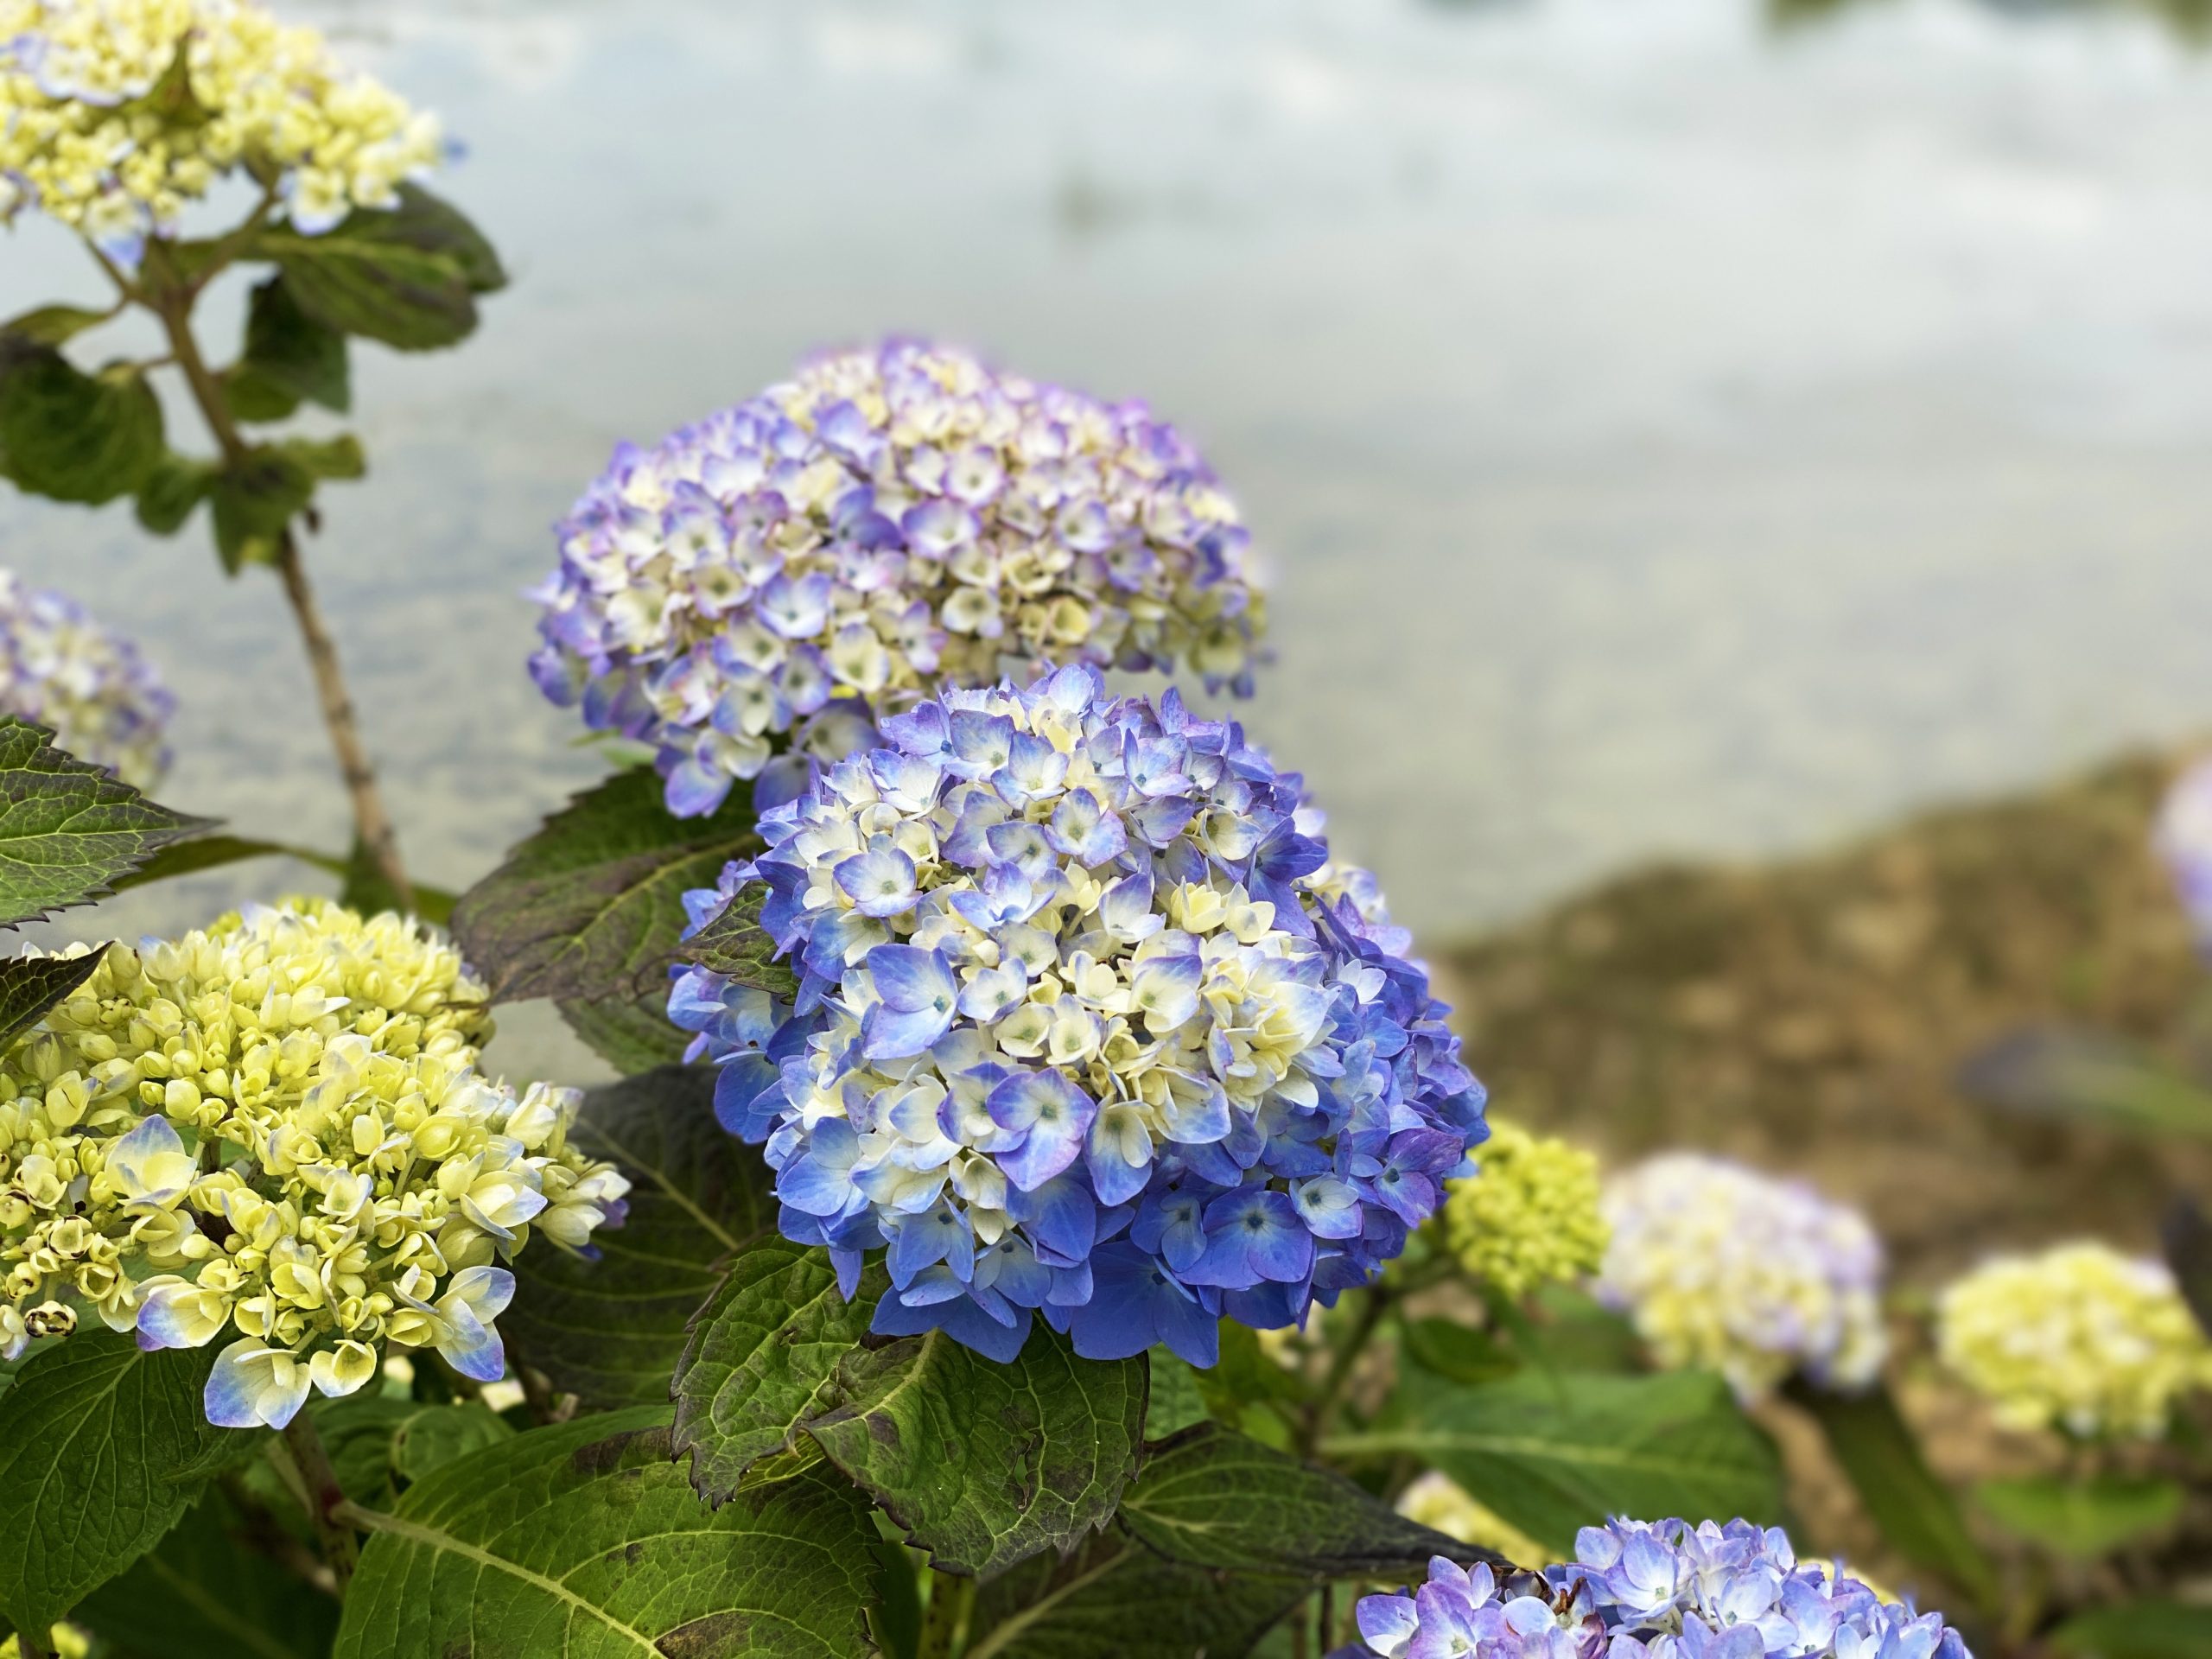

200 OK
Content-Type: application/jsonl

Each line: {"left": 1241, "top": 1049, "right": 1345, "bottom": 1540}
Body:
{"left": 668, "top": 666, "right": 1484, "bottom": 1365}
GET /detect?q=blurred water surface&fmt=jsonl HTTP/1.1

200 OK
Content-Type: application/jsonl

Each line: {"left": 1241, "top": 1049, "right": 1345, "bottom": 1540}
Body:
{"left": 5, "top": 0, "right": 2212, "bottom": 1071}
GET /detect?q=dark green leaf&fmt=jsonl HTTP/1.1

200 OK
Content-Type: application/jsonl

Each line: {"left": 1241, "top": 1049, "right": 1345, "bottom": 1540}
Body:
{"left": 1511, "top": 1285, "right": 1645, "bottom": 1374}
{"left": 253, "top": 184, "right": 505, "bottom": 353}
{"left": 315, "top": 1395, "right": 423, "bottom": 1507}
{"left": 134, "top": 452, "right": 217, "bottom": 535}
{"left": 0, "top": 950, "right": 105, "bottom": 1049}
{"left": 0, "top": 718, "right": 211, "bottom": 925}
{"left": 680, "top": 882, "right": 798, "bottom": 998}
{"left": 0, "top": 304, "right": 118, "bottom": 347}
{"left": 1142, "top": 1347, "right": 1213, "bottom": 1441}
{"left": 209, "top": 446, "right": 313, "bottom": 574}
{"left": 221, "top": 275, "right": 349, "bottom": 423}
{"left": 558, "top": 989, "right": 694, "bottom": 1074}
{"left": 505, "top": 1065, "right": 773, "bottom": 1410}
{"left": 391, "top": 1401, "right": 515, "bottom": 1484}
{"left": 1119, "top": 1423, "right": 1491, "bottom": 1579}
{"left": 1402, "top": 1318, "right": 1522, "bottom": 1387}
{"left": 338, "top": 830, "right": 406, "bottom": 920}
{"left": 75, "top": 1490, "right": 339, "bottom": 1659}
{"left": 0, "top": 342, "right": 162, "bottom": 505}
{"left": 1956, "top": 1027, "right": 2212, "bottom": 1140}
{"left": 968, "top": 1531, "right": 1303, "bottom": 1659}
{"left": 0, "top": 1332, "right": 246, "bottom": 1633}
{"left": 1789, "top": 1382, "right": 1996, "bottom": 1610}
{"left": 1974, "top": 1475, "right": 2184, "bottom": 1560}
{"left": 112, "top": 831, "right": 347, "bottom": 888}
{"left": 334, "top": 1408, "right": 879, "bottom": 1659}
{"left": 1330, "top": 1368, "right": 1785, "bottom": 1557}
{"left": 671, "top": 1236, "right": 887, "bottom": 1503}
{"left": 806, "top": 1325, "right": 1147, "bottom": 1578}
{"left": 452, "top": 765, "right": 763, "bottom": 1005}
{"left": 2049, "top": 1602, "right": 2212, "bottom": 1659}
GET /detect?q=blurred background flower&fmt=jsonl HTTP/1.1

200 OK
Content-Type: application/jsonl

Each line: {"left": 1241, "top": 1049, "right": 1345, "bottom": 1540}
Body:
{"left": 0, "top": 568, "right": 172, "bottom": 788}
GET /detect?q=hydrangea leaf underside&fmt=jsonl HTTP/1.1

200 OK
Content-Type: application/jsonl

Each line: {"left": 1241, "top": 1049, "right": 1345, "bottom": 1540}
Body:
{"left": 0, "top": 1332, "right": 244, "bottom": 1633}
{"left": 0, "top": 340, "right": 163, "bottom": 505}
{"left": 249, "top": 184, "right": 506, "bottom": 353}
{"left": 804, "top": 1325, "right": 1146, "bottom": 1578}
{"left": 504, "top": 1065, "right": 774, "bottom": 1410}
{"left": 670, "top": 1235, "right": 887, "bottom": 1505}
{"left": 0, "top": 718, "right": 210, "bottom": 925}
{"left": 75, "top": 1490, "right": 340, "bottom": 1659}
{"left": 0, "top": 950, "right": 105, "bottom": 1050}
{"left": 334, "top": 1408, "right": 878, "bottom": 1659}
{"left": 967, "top": 1530, "right": 1306, "bottom": 1659}
{"left": 1116, "top": 1422, "right": 1497, "bottom": 1579}
{"left": 452, "top": 766, "right": 763, "bottom": 1005}
{"left": 556, "top": 989, "right": 693, "bottom": 1076}
{"left": 1331, "top": 1368, "right": 1785, "bottom": 1558}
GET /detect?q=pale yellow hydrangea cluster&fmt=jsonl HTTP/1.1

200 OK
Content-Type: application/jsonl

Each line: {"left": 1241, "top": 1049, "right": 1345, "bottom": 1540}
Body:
{"left": 1442, "top": 1119, "right": 1608, "bottom": 1300}
{"left": 1936, "top": 1242, "right": 2212, "bottom": 1440}
{"left": 0, "top": 0, "right": 443, "bottom": 261}
{"left": 1395, "top": 1470, "right": 1548, "bottom": 1566}
{"left": 0, "top": 899, "right": 626, "bottom": 1427}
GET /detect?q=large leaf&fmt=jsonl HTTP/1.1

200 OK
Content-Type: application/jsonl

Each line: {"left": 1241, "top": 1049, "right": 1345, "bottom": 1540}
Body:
{"left": 967, "top": 1531, "right": 1303, "bottom": 1659}
{"left": 75, "top": 1490, "right": 340, "bottom": 1659}
{"left": 0, "top": 950, "right": 105, "bottom": 1048}
{"left": 1956, "top": 1027, "right": 2212, "bottom": 1140}
{"left": 452, "top": 766, "right": 763, "bottom": 1005}
{"left": 1117, "top": 1423, "right": 1489, "bottom": 1578}
{"left": 2049, "top": 1602, "right": 2212, "bottom": 1659}
{"left": 558, "top": 989, "right": 693, "bottom": 1075}
{"left": 806, "top": 1325, "right": 1147, "bottom": 1578}
{"left": 1974, "top": 1475, "right": 2184, "bottom": 1560}
{"left": 222, "top": 274, "right": 350, "bottom": 423}
{"left": 0, "top": 341, "right": 162, "bottom": 504}
{"left": 334, "top": 1408, "right": 878, "bottom": 1658}
{"left": 1329, "top": 1368, "right": 1785, "bottom": 1557}
{"left": 671, "top": 1236, "right": 887, "bottom": 1503}
{"left": 504, "top": 1065, "right": 772, "bottom": 1410}
{"left": 0, "top": 719, "right": 210, "bottom": 925}
{"left": 1789, "top": 1382, "right": 1996, "bottom": 1610}
{"left": 0, "top": 1332, "right": 245, "bottom": 1632}
{"left": 680, "top": 882, "right": 799, "bottom": 998}
{"left": 254, "top": 184, "right": 505, "bottom": 353}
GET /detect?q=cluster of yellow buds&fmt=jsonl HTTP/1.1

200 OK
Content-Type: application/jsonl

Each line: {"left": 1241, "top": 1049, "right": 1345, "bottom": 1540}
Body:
{"left": 0, "top": 0, "right": 444, "bottom": 265}
{"left": 0, "top": 899, "right": 627, "bottom": 1428}
{"left": 1936, "top": 1241, "right": 2212, "bottom": 1440}
{"left": 1441, "top": 1118, "right": 1608, "bottom": 1300}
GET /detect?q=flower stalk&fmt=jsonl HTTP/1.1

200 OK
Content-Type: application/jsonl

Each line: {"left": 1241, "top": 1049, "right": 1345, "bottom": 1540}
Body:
{"left": 280, "top": 1409, "right": 359, "bottom": 1592}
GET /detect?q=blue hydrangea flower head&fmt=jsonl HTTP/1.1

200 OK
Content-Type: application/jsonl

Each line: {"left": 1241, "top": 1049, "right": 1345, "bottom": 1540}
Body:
{"left": 1353, "top": 1522, "right": 1972, "bottom": 1659}
{"left": 531, "top": 340, "right": 1269, "bottom": 818}
{"left": 669, "top": 666, "right": 1484, "bottom": 1366}
{"left": 0, "top": 569, "right": 173, "bottom": 788}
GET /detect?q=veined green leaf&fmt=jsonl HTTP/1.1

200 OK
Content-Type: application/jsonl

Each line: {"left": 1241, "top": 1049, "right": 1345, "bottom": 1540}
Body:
{"left": 1141, "top": 1347, "right": 1212, "bottom": 1441}
{"left": 253, "top": 184, "right": 505, "bottom": 353}
{"left": 221, "top": 274, "right": 350, "bottom": 423}
{"left": 75, "top": 1490, "right": 339, "bottom": 1659}
{"left": 968, "top": 1531, "right": 1303, "bottom": 1659}
{"left": 557, "top": 990, "right": 693, "bottom": 1075}
{"left": 0, "top": 950, "right": 106, "bottom": 1050}
{"left": 134, "top": 452, "right": 218, "bottom": 536}
{"left": 679, "top": 881, "right": 798, "bottom": 998}
{"left": 0, "top": 719, "right": 211, "bottom": 925}
{"left": 0, "top": 342, "right": 163, "bottom": 505}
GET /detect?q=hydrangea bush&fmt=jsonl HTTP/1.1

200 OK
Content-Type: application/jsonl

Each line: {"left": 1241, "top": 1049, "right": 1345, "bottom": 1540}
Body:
{"left": 529, "top": 340, "right": 1269, "bottom": 816}
{"left": 0, "top": 568, "right": 171, "bottom": 787}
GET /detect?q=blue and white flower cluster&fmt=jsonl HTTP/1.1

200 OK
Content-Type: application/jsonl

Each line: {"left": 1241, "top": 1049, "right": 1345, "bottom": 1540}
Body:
{"left": 1355, "top": 1520, "right": 1970, "bottom": 1659}
{"left": 2154, "top": 753, "right": 2212, "bottom": 953}
{"left": 668, "top": 666, "right": 1484, "bottom": 1365}
{"left": 0, "top": 568, "right": 172, "bottom": 789}
{"left": 530, "top": 340, "right": 1268, "bottom": 818}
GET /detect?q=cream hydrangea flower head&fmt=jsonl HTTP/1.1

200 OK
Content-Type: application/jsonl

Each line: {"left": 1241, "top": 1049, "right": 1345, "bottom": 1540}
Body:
{"left": 0, "top": 898, "right": 628, "bottom": 1427}
{"left": 1441, "top": 1119, "right": 1607, "bottom": 1300}
{"left": 0, "top": 0, "right": 444, "bottom": 265}
{"left": 1936, "top": 1241, "right": 2212, "bottom": 1440}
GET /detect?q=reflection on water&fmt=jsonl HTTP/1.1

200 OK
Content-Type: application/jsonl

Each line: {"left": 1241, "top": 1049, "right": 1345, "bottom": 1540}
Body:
{"left": 4, "top": 0, "right": 2212, "bottom": 1080}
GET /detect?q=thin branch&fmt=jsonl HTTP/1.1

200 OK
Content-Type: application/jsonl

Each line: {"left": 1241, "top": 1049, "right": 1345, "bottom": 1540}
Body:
{"left": 280, "top": 1410, "right": 361, "bottom": 1593}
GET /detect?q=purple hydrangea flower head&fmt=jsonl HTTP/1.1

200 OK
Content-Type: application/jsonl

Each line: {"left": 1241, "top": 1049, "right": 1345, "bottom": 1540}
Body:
{"left": 1353, "top": 1522, "right": 1971, "bottom": 1659}
{"left": 0, "top": 569, "right": 173, "bottom": 787}
{"left": 2154, "top": 753, "right": 2212, "bottom": 951}
{"left": 531, "top": 340, "right": 1269, "bottom": 817}
{"left": 667, "top": 666, "right": 1483, "bottom": 1365}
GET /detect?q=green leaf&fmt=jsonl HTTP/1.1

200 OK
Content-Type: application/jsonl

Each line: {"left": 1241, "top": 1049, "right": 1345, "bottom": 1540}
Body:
{"left": 505, "top": 1065, "right": 772, "bottom": 1410}
{"left": 806, "top": 1325, "right": 1147, "bottom": 1578}
{"left": 280, "top": 432, "right": 365, "bottom": 481}
{"left": 134, "top": 452, "right": 217, "bottom": 535}
{"left": 1329, "top": 1368, "right": 1786, "bottom": 1557}
{"left": 1118, "top": 1423, "right": 1489, "bottom": 1579}
{"left": 679, "top": 881, "right": 799, "bottom": 998}
{"left": 1141, "top": 1347, "right": 1212, "bottom": 1441}
{"left": 1402, "top": 1317, "right": 1522, "bottom": 1387}
{"left": 557, "top": 989, "right": 693, "bottom": 1074}
{"left": 452, "top": 765, "right": 763, "bottom": 1005}
{"left": 0, "top": 304, "right": 118, "bottom": 347}
{"left": 0, "top": 718, "right": 211, "bottom": 925}
{"left": 335, "top": 1408, "right": 879, "bottom": 1659}
{"left": 391, "top": 1401, "right": 516, "bottom": 1485}
{"left": 2049, "top": 1602, "right": 2212, "bottom": 1659}
{"left": 1974, "top": 1475, "right": 2184, "bottom": 1560}
{"left": 111, "top": 831, "right": 347, "bottom": 888}
{"left": 208, "top": 445, "right": 313, "bottom": 573}
{"left": 74, "top": 1490, "right": 340, "bottom": 1659}
{"left": 0, "top": 342, "right": 163, "bottom": 505}
{"left": 1511, "top": 1285, "right": 1646, "bottom": 1374}
{"left": 253, "top": 184, "right": 505, "bottom": 353}
{"left": 2160, "top": 1195, "right": 2212, "bottom": 1341}
{"left": 0, "top": 1332, "right": 247, "bottom": 1633}
{"left": 0, "top": 950, "right": 105, "bottom": 1049}
{"left": 671, "top": 1236, "right": 887, "bottom": 1503}
{"left": 221, "top": 275, "right": 349, "bottom": 423}
{"left": 1956, "top": 1027, "right": 2212, "bottom": 1140}
{"left": 968, "top": 1531, "right": 1304, "bottom": 1659}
